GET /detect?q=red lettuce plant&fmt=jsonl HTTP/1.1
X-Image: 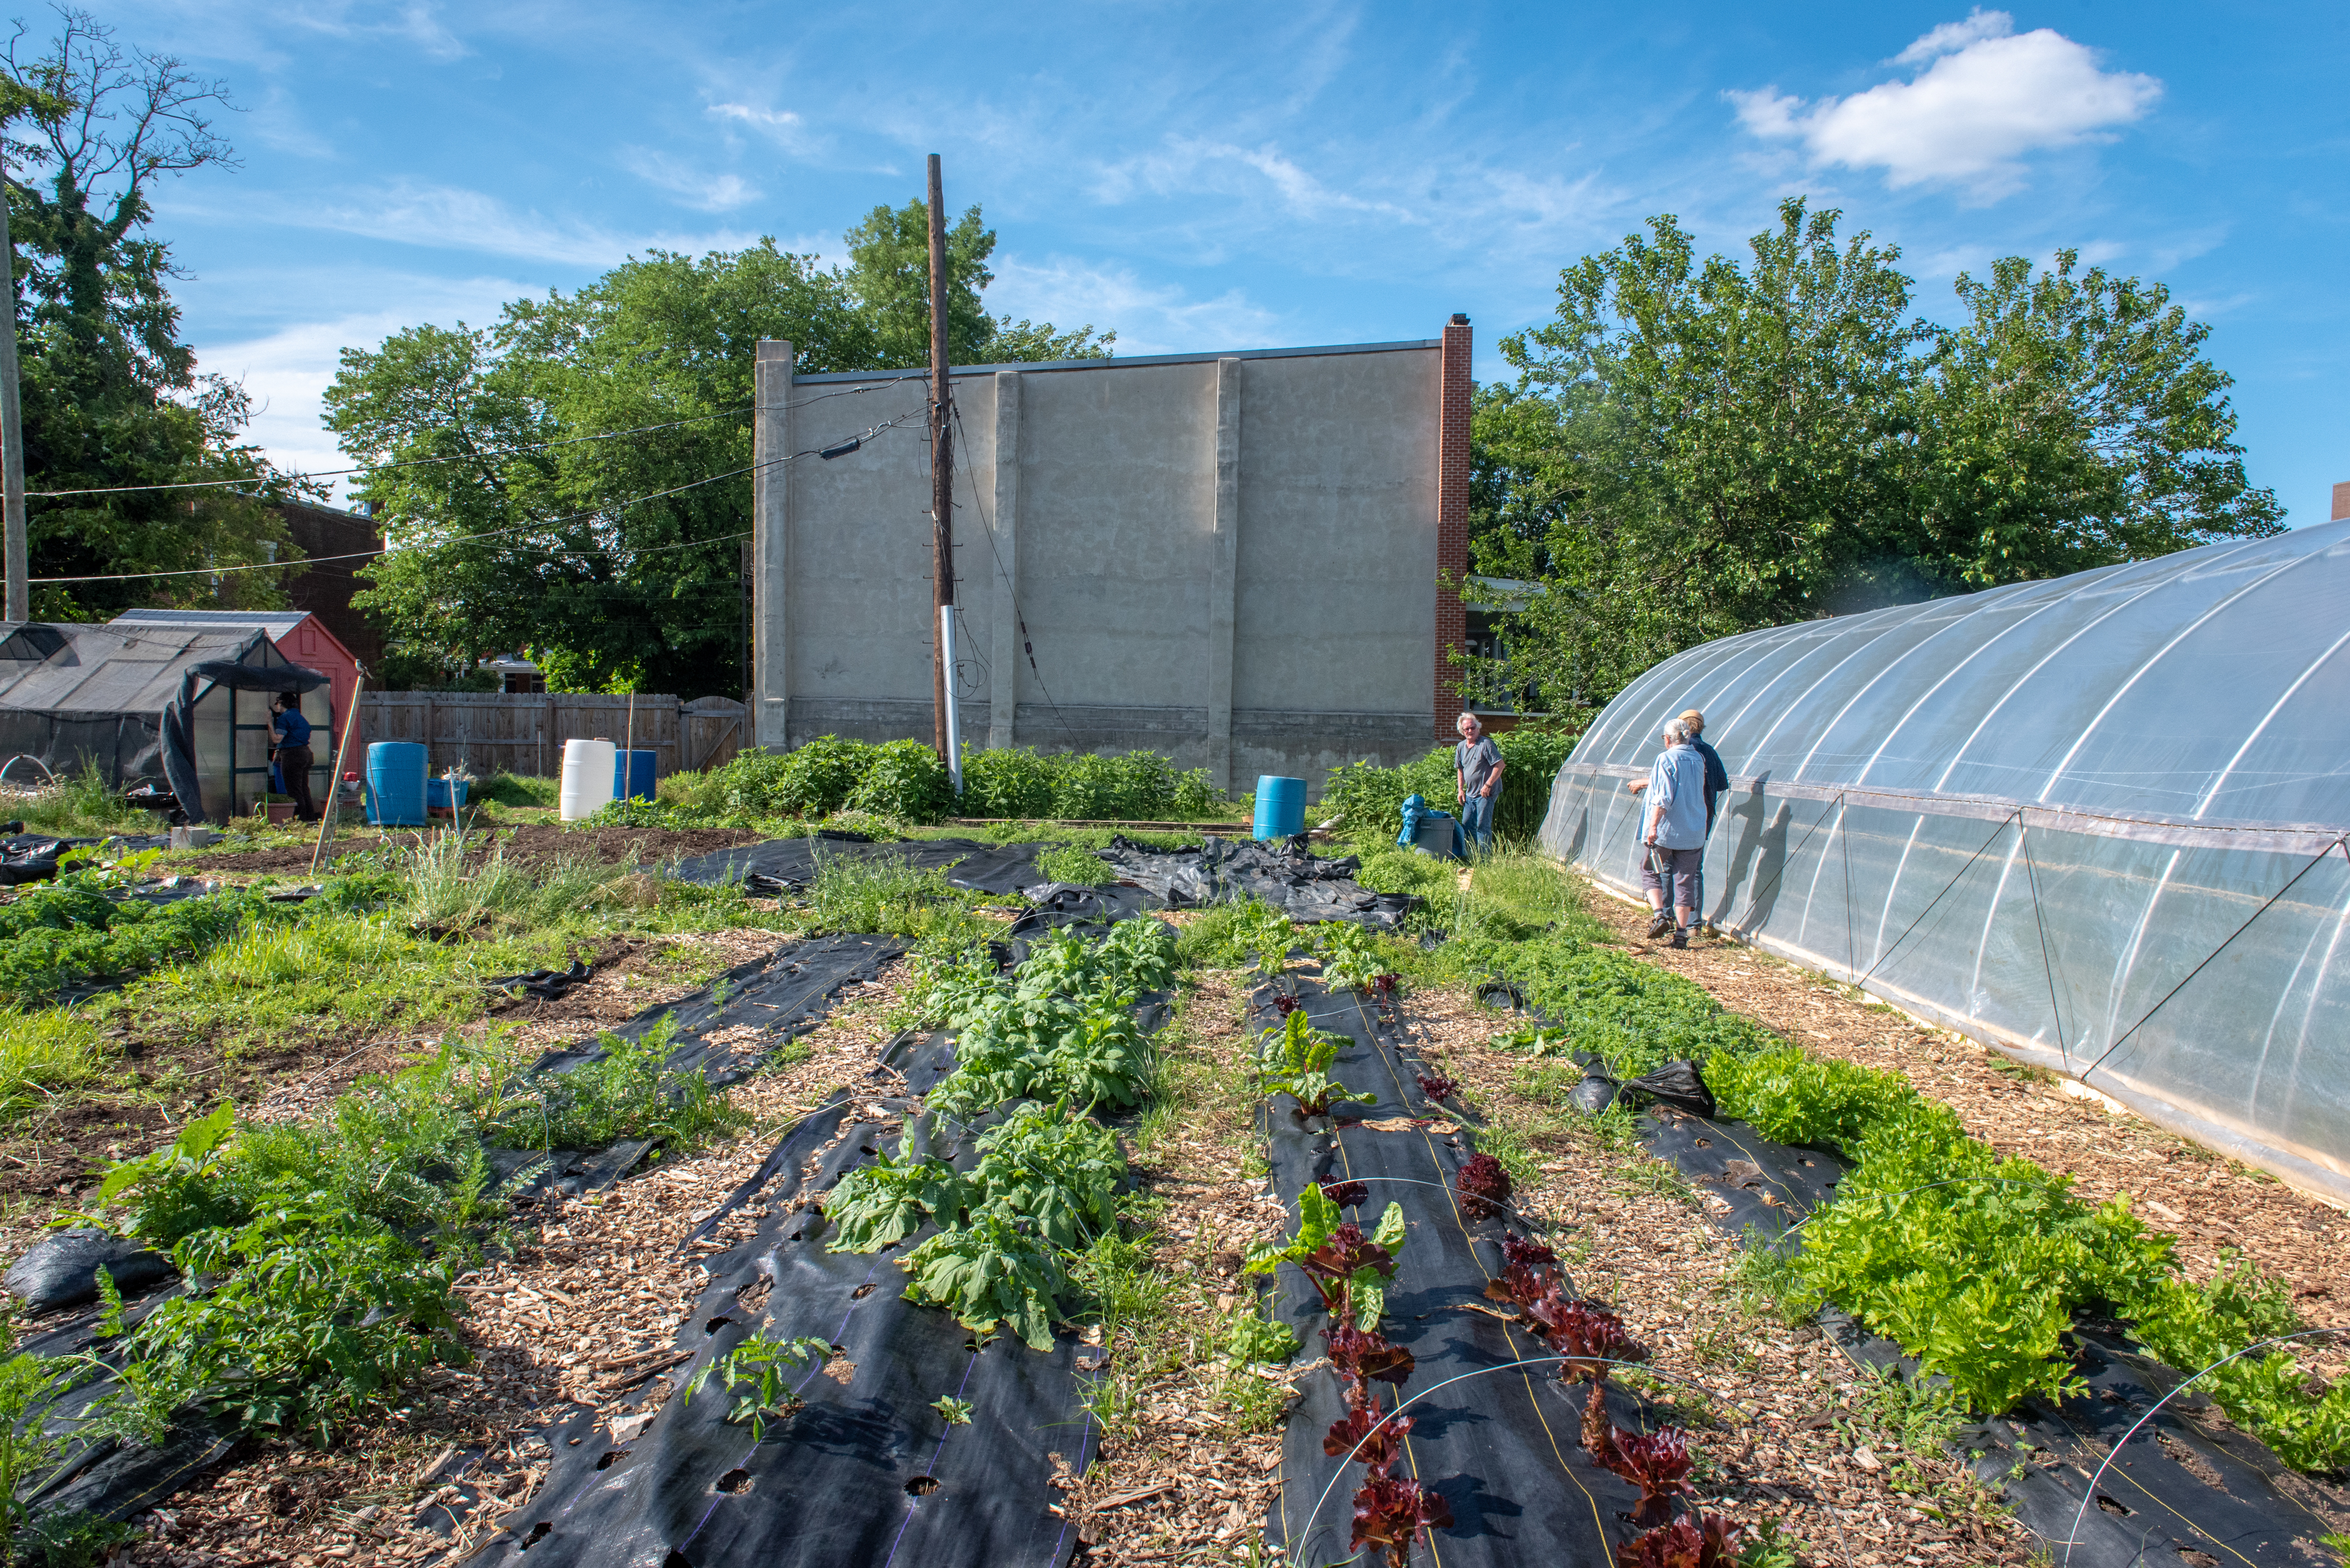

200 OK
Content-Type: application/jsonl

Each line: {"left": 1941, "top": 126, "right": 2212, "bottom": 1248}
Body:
{"left": 1320, "top": 1178, "right": 1369, "bottom": 1210}
{"left": 1246, "top": 1184, "right": 1409, "bottom": 1328}
{"left": 1325, "top": 1320, "right": 1416, "bottom": 1390}
{"left": 1415, "top": 1070, "right": 1457, "bottom": 1103}
{"left": 1324, "top": 1403, "right": 1412, "bottom": 1472}
{"left": 1581, "top": 1401, "right": 1695, "bottom": 1526}
{"left": 1615, "top": 1515, "right": 1745, "bottom": 1568}
{"left": 1272, "top": 993, "right": 1301, "bottom": 1015}
{"left": 1350, "top": 1476, "right": 1453, "bottom": 1568}
{"left": 1456, "top": 1153, "right": 1511, "bottom": 1220}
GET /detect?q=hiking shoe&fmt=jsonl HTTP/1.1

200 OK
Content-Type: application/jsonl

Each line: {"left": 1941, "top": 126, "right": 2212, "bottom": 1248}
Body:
{"left": 1669, "top": 928, "right": 1689, "bottom": 949}
{"left": 1645, "top": 911, "right": 1674, "bottom": 938}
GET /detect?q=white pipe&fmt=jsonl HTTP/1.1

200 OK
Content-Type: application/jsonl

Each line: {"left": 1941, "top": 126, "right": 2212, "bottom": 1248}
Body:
{"left": 939, "top": 605, "right": 964, "bottom": 796}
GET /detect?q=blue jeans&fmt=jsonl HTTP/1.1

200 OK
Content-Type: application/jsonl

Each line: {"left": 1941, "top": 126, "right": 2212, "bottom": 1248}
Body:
{"left": 1459, "top": 790, "right": 1495, "bottom": 854}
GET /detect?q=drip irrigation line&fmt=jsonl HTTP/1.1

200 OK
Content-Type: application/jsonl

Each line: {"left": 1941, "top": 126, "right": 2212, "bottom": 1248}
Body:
{"left": 1858, "top": 809, "right": 2020, "bottom": 986}
{"left": 2060, "top": 1326, "right": 2348, "bottom": 1568}
{"left": 1728, "top": 790, "right": 1844, "bottom": 934}
{"left": 1296, "top": 1354, "right": 1756, "bottom": 1555}
{"left": 947, "top": 401, "right": 1083, "bottom": 751}
{"left": 2076, "top": 832, "right": 2349, "bottom": 1085}
{"left": 2019, "top": 818, "right": 2072, "bottom": 1069}
{"left": 29, "top": 409, "right": 921, "bottom": 585}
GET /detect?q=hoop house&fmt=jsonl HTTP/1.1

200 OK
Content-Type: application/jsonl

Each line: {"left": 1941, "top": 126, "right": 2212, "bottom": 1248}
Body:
{"left": 1538, "top": 521, "right": 2350, "bottom": 1205}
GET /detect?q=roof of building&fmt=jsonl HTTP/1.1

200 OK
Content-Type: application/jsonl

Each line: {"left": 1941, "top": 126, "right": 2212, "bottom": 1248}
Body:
{"left": 110, "top": 608, "right": 316, "bottom": 636}
{"left": 0, "top": 622, "right": 274, "bottom": 715}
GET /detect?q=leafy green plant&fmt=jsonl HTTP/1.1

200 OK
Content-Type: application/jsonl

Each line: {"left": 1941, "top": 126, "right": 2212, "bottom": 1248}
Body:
{"left": 1034, "top": 844, "right": 1114, "bottom": 885}
{"left": 1244, "top": 1184, "right": 1409, "bottom": 1329}
{"left": 824, "top": 1149, "right": 968, "bottom": 1252}
{"left": 1177, "top": 898, "right": 1296, "bottom": 974}
{"left": 687, "top": 1332, "right": 835, "bottom": 1441}
{"left": 0, "top": 1348, "right": 73, "bottom": 1561}
{"left": 900, "top": 1209, "right": 1068, "bottom": 1351}
{"left": 1223, "top": 1308, "right": 1301, "bottom": 1366}
{"left": 1314, "top": 923, "right": 1395, "bottom": 994}
{"left": 928, "top": 992, "right": 1154, "bottom": 1119}
{"left": 485, "top": 1016, "right": 745, "bottom": 1153}
{"left": 931, "top": 1394, "right": 973, "bottom": 1425}
{"left": 1257, "top": 1007, "right": 1372, "bottom": 1118}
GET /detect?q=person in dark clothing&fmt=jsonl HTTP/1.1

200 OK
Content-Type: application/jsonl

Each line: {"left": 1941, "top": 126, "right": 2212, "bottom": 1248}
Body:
{"left": 1627, "top": 707, "right": 1729, "bottom": 931}
{"left": 271, "top": 694, "right": 321, "bottom": 823}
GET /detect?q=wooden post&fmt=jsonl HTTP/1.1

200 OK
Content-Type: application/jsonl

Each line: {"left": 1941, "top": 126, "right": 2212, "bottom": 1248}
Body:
{"left": 310, "top": 674, "right": 366, "bottom": 875}
{"left": 0, "top": 143, "right": 26, "bottom": 623}
{"left": 927, "top": 153, "right": 955, "bottom": 767}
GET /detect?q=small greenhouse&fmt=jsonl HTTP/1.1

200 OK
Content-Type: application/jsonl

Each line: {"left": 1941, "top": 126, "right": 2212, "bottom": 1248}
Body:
{"left": 0, "top": 620, "right": 329, "bottom": 823}
{"left": 1539, "top": 520, "right": 2350, "bottom": 1206}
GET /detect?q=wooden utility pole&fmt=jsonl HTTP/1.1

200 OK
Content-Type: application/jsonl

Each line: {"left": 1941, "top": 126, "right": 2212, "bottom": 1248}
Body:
{"left": 1, "top": 146, "right": 27, "bottom": 624}
{"left": 925, "top": 153, "right": 959, "bottom": 786}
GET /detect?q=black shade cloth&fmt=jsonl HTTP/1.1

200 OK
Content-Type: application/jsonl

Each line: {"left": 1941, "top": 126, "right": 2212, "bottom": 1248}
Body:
{"left": 1636, "top": 1110, "right": 2343, "bottom": 1564}
{"left": 1256, "top": 974, "right": 1646, "bottom": 1566}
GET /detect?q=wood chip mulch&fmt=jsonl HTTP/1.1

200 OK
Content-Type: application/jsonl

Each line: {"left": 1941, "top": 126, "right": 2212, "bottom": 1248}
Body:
{"left": 111, "top": 960, "right": 909, "bottom": 1568}
{"left": 1573, "top": 883, "right": 2349, "bottom": 1386}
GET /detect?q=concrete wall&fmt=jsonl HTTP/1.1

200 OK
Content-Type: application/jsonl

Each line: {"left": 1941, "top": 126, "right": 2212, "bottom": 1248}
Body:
{"left": 752, "top": 333, "right": 1463, "bottom": 796}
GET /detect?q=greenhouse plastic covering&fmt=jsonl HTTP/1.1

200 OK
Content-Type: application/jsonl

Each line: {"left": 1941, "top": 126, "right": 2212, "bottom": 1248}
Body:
{"left": 1538, "top": 520, "right": 2350, "bottom": 1205}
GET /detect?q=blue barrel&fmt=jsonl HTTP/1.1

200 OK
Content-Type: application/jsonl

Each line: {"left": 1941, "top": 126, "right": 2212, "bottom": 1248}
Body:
{"left": 424, "top": 778, "right": 471, "bottom": 812}
{"left": 365, "top": 742, "right": 429, "bottom": 826}
{"left": 612, "top": 748, "right": 657, "bottom": 803}
{"left": 1252, "top": 775, "right": 1306, "bottom": 840}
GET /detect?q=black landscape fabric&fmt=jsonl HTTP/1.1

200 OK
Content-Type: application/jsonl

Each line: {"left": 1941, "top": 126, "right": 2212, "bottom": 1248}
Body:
{"left": 466, "top": 969, "right": 1185, "bottom": 1568}
{"left": 1105, "top": 834, "right": 1422, "bottom": 929}
{"left": 663, "top": 833, "right": 1052, "bottom": 897}
{"left": 1255, "top": 973, "right": 1645, "bottom": 1567}
{"left": 1635, "top": 1111, "right": 2343, "bottom": 1564}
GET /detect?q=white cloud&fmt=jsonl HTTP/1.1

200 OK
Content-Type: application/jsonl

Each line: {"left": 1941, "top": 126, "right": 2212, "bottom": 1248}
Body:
{"left": 1096, "top": 137, "right": 1421, "bottom": 226}
{"left": 243, "top": 178, "right": 759, "bottom": 266}
{"left": 1731, "top": 13, "right": 2161, "bottom": 200}
{"left": 619, "top": 149, "right": 761, "bottom": 213}
{"left": 985, "top": 256, "right": 1283, "bottom": 356}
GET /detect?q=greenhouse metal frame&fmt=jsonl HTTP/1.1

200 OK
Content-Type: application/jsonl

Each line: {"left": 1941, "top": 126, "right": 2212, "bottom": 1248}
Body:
{"left": 1539, "top": 521, "right": 2350, "bottom": 1206}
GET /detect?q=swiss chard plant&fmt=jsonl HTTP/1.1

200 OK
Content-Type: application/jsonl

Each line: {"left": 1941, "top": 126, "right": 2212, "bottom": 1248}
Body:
{"left": 1244, "top": 1183, "right": 1409, "bottom": 1329}
{"left": 1258, "top": 1008, "right": 1374, "bottom": 1118}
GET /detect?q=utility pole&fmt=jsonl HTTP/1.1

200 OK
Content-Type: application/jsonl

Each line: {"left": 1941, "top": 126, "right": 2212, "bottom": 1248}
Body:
{"left": 1, "top": 146, "right": 26, "bottom": 624}
{"left": 926, "top": 152, "right": 961, "bottom": 792}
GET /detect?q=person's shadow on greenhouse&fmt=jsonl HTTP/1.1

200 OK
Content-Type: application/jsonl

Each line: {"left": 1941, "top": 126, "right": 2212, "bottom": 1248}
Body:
{"left": 1718, "top": 787, "right": 1793, "bottom": 931}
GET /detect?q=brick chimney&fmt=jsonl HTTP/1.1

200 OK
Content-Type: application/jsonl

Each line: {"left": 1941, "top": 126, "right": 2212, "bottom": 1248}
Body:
{"left": 2333, "top": 480, "right": 2349, "bottom": 522}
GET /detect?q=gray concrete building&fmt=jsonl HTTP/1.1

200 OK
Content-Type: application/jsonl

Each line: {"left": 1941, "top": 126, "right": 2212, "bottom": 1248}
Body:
{"left": 749, "top": 318, "right": 1474, "bottom": 795}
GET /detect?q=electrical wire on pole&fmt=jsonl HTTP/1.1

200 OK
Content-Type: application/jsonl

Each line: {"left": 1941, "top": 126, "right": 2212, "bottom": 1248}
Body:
{"left": 926, "top": 152, "right": 961, "bottom": 791}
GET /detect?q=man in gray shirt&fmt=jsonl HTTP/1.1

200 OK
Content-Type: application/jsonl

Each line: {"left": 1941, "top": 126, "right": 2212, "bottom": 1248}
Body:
{"left": 1639, "top": 716, "right": 1708, "bottom": 948}
{"left": 1454, "top": 712, "right": 1503, "bottom": 856}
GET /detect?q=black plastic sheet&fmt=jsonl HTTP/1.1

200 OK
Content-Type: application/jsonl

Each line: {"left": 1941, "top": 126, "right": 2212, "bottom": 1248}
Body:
{"left": 1636, "top": 1110, "right": 2344, "bottom": 1564}
{"left": 1255, "top": 975, "right": 1648, "bottom": 1566}
{"left": 1102, "top": 834, "right": 1422, "bottom": 929}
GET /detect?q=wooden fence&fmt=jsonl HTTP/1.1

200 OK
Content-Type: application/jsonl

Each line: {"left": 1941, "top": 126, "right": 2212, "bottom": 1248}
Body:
{"left": 357, "top": 693, "right": 745, "bottom": 778}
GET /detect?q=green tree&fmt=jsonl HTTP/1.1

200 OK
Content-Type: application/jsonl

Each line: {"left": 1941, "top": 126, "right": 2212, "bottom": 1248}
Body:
{"left": 332, "top": 197, "right": 1112, "bottom": 694}
{"left": 1468, "top": 200, "right": 2283, "bottom": 716}
{"left": 3, "top": 9, "right": 312, "bottom": 619}
{"left": 842, "top": 197, "right": 1111, "bottom": 368}
{"left": 1903, "top": 250, "right": 2283, "bottom": 590}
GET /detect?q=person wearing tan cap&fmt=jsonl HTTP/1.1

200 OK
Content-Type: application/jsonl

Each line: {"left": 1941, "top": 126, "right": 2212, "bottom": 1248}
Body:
{"left": 1627, "top": 708, "right": 1728, "bottom": 934}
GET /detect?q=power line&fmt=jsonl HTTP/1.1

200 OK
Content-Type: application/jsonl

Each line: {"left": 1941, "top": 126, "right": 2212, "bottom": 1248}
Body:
{"left": 26, "top": 379, "right": 900, "bottom": 500}
{"left": 29, "top": 408, "right": 920, "bottom": 586}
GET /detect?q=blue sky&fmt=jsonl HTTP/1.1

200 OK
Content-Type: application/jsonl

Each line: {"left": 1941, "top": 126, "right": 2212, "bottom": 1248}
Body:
{"left": 94, "top": 0, "right": 2350, "bottom": 521}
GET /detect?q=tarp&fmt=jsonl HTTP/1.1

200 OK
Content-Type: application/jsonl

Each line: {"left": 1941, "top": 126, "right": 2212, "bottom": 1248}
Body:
{"left": 1101, "top": 834, "right": 1423, "bottom": 929}
{"left": 0, "top": 622, "right": 270, "bottom": 796}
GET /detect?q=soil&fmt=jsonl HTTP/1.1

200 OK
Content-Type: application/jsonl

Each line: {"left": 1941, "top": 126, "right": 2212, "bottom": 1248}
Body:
{"left": 171, "top": 825, "right": 775, "bottom": 878}
{"left": 1573, "top": 881, "right": 2350, "bottom": 1386}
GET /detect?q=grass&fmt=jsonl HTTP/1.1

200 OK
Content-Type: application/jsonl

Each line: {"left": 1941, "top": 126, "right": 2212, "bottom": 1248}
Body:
{"left": 1033, "top": 843, "right": 1114, "bottom": 885}
{"left": 3, "top": 760, "right": 149, "bottom": 838}
{"left": 0, "top": 1008, "right": 103, "bottom": 1125}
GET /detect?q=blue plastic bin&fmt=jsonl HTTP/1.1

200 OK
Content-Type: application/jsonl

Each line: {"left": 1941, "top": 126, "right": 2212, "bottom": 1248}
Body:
{"left": 612, "top": 748, "right": 656, "bottom": 803}
{"left": 1252, "top": 775, "right": 1306, "bottom": 840}
{"left": 425, "top": 777, "right": 471, "bottom": 813}
{"left": 365, "top": 742, "right": 429, "bottom": 826}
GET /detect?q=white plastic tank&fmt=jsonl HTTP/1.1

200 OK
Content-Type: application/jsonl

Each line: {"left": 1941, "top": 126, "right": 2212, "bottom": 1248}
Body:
{"left": 559, "top": 738, "right": 618, "bottom": 821}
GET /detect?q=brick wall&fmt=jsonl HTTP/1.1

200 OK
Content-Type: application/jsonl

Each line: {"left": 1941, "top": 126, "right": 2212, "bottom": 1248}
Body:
{"left": 1434, "top": 314, "right": 1473, "bottom": 736}
{"left": 278, "top": 501, "right": 386, "bottom": 670}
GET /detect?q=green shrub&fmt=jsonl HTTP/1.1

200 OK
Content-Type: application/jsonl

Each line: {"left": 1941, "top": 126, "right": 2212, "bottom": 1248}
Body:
{"left": 1034, "top": 844, "right": 1112, "bottom": 885}
{"left": 962, "top": 747, "right": 1060, "bottom": 819}
{"left": 848, "top": 739, "right": 953, "bottom": 823}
